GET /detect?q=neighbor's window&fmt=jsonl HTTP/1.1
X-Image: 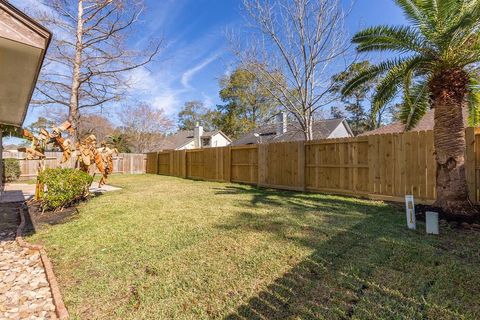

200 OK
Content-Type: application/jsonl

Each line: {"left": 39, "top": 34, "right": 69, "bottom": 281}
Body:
{"left": 202, "top": 138, "right": 211, "bottom": 147}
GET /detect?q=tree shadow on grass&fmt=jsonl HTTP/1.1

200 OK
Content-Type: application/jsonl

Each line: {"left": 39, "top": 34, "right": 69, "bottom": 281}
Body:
{"left": 215, "top": 185, "right": 466, "bottom": 319}
{"left": 214, "top": 185, "right": 378, "bottom": 215}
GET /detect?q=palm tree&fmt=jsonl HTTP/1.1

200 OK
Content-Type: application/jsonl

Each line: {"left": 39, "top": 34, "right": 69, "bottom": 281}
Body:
{"left": 343, "top": 0, "right": 480, "bottom": 217}
{"left": 105, "top": 134, "right": 131, "bottom": 154}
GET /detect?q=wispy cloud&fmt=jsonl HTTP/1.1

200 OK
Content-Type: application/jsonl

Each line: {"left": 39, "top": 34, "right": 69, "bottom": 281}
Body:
{"left": 12, "top": 0, "right": 237, "bottom": 125}
{"left": 10, "top": 0, "right": 73, "bottom": 41}
{"left": 150, "top": 89, "right": 181, "bottom": 116}
{"left": 126, "top": 67, "right": 186, "bottom": 116}
{"left": 181, "top": 53, "right": 221, "bottom": 90}
{"left": 11, "top": 0, "right": 52, "bottom": 14}
{"left": 201, "top": 92, "right": 214, "bottom": 108}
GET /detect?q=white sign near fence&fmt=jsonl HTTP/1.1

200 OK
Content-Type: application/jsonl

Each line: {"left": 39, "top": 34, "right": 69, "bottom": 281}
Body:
{"left": 405, "top": 195, "right": 416, "bottom": 230}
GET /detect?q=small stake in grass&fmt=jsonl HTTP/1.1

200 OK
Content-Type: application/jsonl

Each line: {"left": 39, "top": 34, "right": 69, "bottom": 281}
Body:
{"left": 405, "top": 195, "right": 416, "bottom": 230}
{"left": 426, "top": 212, "right": 439, "bottom": 235}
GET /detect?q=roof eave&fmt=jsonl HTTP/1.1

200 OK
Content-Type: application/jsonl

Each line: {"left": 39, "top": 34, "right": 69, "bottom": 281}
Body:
{"left": 0, "top": 1, "right": 52, "bottom": 127}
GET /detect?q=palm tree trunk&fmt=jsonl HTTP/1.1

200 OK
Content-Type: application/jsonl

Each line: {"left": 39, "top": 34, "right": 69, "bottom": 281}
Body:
{"left": 430, "top": 69, "right": 476, "bottom": 216}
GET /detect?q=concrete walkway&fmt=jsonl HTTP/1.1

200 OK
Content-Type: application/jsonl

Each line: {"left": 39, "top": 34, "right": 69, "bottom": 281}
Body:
{"left": 0, "top": 185, "right": 35, "bottom": 203}
{"left": 88, "top": 182, "right": 121, "bottom": 194}
{"left": 0, "top": 182, "right": 121, "bottom": 203}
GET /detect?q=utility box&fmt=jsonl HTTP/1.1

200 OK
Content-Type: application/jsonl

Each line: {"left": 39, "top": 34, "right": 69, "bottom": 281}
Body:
{"left": 426, "top": 211, "right": 439, "bottom": 235}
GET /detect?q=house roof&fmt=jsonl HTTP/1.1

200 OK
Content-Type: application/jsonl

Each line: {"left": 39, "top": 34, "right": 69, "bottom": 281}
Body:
{"left": 360, "top": 109, "right": 469, "bottom": 136}
{"left": 231, "top": 118, "right": 353, "bottom": 146}
{"left": 0, "top": 1, "right": 52, "bottom": 127}
{"left": 158, "top": 130, "right": 231, "bottom": 150}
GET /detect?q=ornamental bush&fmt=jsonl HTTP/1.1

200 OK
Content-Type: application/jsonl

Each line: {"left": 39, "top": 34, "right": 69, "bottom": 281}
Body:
{"left": 3, "top": 158, "right": 21, "bottom": 182}
{"left": 38, "top": 168, "right": 93, "bottom": 211}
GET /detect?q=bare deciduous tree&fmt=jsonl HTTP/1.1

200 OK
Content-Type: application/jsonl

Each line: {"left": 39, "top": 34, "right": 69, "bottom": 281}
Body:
{"left": 117, "top": 102, "right": 173, "bottom": 153}
{"left": 235, "top": 0, "right": 348, "bottom": 140}
{"left": 77, "top": 114, "right": 115, "bottom": 142}
{"left": 32, "top": 0, "right": 162, "bottom": 140}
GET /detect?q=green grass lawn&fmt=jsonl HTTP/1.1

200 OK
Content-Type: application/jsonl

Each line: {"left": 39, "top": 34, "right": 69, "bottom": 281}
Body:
{"left": 29, "top": 174, "right": 480, "bottom": 319}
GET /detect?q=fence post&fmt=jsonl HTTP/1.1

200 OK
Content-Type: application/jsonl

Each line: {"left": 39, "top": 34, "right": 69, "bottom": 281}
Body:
{"left": 368, "top": 136, "right": 377, "bottom": 194}
{"left": 298, "top": 141, "right": 306, "bottom": 191}
{"left": 182, "top": 150, "right": 187, "bottom": 178}
{"left": 257, "top": 144, "right": 266, "bottom": 187}
{"left": 466, "top": 127, "right": 476, "bottom": 203}
{"left": 168, "top": 150, "right": 175, "bottom": 176}
{"left": 130, "top": 154, "right": 133, "bottom": 174}
{"left": 227, "top": 146, "right": 232, "bottom": 182}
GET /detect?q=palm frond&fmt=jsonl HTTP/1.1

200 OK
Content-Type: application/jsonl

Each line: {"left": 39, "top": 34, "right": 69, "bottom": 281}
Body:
{"left": 352, "top": 25, "right": 433, "bottom": 55}
{"left": 371, "top": 56, "right": 428, "bottom": 118}
{"left": 342, "top": 58, "right": 417, "bottom": 97}
{"left": 394, "top": 0, "right": 432, "bottom": 28}
{"left": 467, "top": 74, "right": 480, "bottom": 126}
{"left": 436, "top": 0, "right": 464, "bottom": 24}
{"left": 399, "top": 80, "right": 430, "bottom": 130}
{"left": 438, "top": 1, "right": 480, "bottom": 50}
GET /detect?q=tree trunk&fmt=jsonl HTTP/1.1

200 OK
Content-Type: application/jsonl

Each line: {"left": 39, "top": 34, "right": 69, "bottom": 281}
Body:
{"left": 301, "top": 115, "right": 313, "bottom": 141}
{"left": 430, "top": 69, "right": 476, "bottom": 217}
{"left": 69, "top": 0, "right": 84, "bottom": 143}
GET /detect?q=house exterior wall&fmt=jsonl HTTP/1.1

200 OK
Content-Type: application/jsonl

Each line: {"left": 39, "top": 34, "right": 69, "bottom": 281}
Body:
{"left": 176, "top": 140, "right": 195, "bottom": 150}
{"left": 210, "top": 134, "right": 230, "bottom": 147}
{"left": 328, "top": 124, "right": 353, "bottom": 139}
{"left": 175, "top": 134, "right": 230, "bottom": 150}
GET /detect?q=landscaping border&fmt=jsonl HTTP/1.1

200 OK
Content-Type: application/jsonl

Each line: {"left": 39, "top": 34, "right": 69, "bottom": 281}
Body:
{"left": 15, "top": 204, "right": 69, "bottom": 320}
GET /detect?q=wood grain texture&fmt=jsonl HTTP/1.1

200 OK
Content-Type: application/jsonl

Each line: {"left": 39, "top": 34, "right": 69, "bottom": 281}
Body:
{"left": 143, "top": 128, "right": 480, "bottom": 205}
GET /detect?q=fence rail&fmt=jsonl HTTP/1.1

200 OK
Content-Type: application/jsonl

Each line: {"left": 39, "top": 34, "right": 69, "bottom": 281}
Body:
{"left": 146, "top": 127, "right": 480, "bottom": 205}
{"left": 3, "top": 152, "right": 146, "bottom": 178}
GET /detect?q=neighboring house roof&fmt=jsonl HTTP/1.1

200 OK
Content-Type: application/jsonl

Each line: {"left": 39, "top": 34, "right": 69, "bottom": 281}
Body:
{"left": 231, "top": 118, "right": 353, "bottom": 146}
{"left": 158, "top": 130, "right": 232, "bottom": 150}
{"left": 360, "top": 109, "right": 469, "bottom": 136}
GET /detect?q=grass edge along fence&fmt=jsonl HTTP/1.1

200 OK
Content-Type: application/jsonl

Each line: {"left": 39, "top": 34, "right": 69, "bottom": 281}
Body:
{"left": 146, "top": 127, "right": 480, "bottom": 205}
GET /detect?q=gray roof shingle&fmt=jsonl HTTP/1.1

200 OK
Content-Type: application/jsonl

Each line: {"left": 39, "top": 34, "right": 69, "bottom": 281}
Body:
{"left": 157, "top": 130, "right": 231, "bottom": 150}
{"left": 231, "top": 118, "right": 351, "bottom": 146}
{"left": 360, "top": 108, "right": 469, "bottom": 136}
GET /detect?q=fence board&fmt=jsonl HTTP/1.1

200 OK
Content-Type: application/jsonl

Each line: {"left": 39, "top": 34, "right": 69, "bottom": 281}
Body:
{"left": 231, "top": 146, "right": 258, "bottom": 184}
{"left": 172, "top": 150, "right": 186, "bottom": 178}
{"left": 143, "top": 128, "right": 480, "bottom": 205}
{"left": 186, "top": 150, "right": 204, "bottom": 179}
{"left": 466, "top": 127, "right": 476, "bottom": 202}
{"left": 158, "top": 152, "right": 171, "bottom": 175}
{"left": 4, "top": 152, "right": 147, "bottom": 178}
{"left": 258, "top": 141, "right": 304, "bottom": 191}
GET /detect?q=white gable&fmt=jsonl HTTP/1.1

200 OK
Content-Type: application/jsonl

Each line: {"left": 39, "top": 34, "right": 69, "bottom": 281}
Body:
{"left": 328, "top": 122, "right": 353, "bottom": 138}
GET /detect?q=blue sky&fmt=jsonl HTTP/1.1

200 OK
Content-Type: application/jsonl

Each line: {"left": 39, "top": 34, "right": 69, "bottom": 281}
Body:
{"left": 11, "top": 0, "right": 407, "bottom": 126}
{"left": 129, "top": 0, "right": 406, "bottom": 117}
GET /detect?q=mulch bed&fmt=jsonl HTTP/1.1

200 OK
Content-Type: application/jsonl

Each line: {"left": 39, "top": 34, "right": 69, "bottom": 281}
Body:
{"left": 0, "top": 202, "right": 21, "bottom": 234}
{"left": 415, "top": 204, "right": 480, "bottom": 232}
{"left": 27, "top": 201, "right": 79, "bottom": 227}
{"left": 416, "top": 204, "right": 480, "bottom": 225}
{"left": 389, "top": 202, "right": 480, "bottom": 231}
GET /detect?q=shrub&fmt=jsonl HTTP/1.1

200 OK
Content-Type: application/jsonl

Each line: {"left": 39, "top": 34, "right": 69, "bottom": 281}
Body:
{"left": 38, "top": 168, "right": 93, "bottom": 211}
{"left": 3, "top": 158, "right": 21, "bottom": 182}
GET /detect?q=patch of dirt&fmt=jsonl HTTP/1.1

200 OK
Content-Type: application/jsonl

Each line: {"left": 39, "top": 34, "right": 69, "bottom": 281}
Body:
{"left": 389, "top": 202, "right": 480, "bottom": 230}
{"left": 27, "top": 201, "right": 79, "bottom": 226}
{"left": 0, "top": 202, "right": 21, "bottom": 233}
{"left": 415, "top": 204, "right": 480, "bottom": 225}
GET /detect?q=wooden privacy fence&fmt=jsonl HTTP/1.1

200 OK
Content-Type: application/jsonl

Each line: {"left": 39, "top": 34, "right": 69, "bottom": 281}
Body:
{"left": 3, "top": 152, "right": 147, "bottom": 179}
{"left": 146, "top": 128, "right": 480, "bottom": 205}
